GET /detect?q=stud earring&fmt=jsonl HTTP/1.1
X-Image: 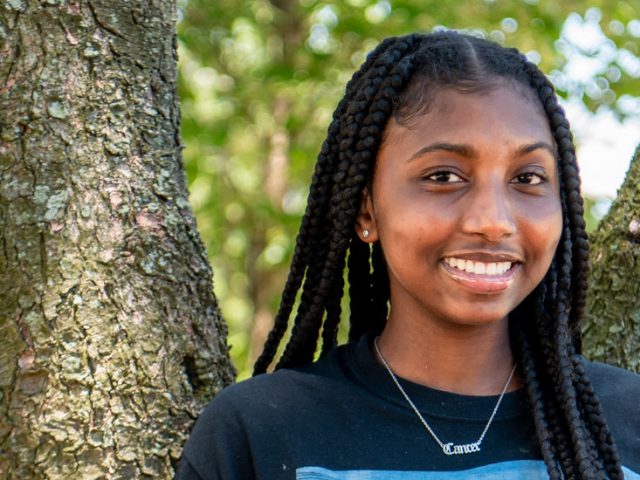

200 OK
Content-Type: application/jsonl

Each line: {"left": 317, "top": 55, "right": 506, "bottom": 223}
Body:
{"left": 362, "top": 229, "right": 370, "bottom": 239}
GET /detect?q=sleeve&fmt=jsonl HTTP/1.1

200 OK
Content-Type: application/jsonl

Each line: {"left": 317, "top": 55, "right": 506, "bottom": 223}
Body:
{"left": 586, "top": 360, "right": 640, "bottom": 472}
{"left": 174, "top": 457, "right": 205, "bottom": 480}
{"left": 175, "top": 389, "right": 256, "bottom": 480}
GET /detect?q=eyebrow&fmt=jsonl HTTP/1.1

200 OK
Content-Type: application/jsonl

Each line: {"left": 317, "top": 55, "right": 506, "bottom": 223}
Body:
{"left": 408, "top": 141, "right": 557, "bottom": 162}
{"left": 408, "top": 142, "right": 475, "bottom": 161}
{"left": 516, "top": 141, "right": 557, "bottom": 157}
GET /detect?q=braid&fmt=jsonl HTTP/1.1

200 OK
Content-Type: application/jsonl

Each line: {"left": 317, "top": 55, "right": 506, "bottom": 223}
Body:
{"left": 512, "top": 277, "right": 580, "bottom": 479}
{"left": 538, "top": 267, "right": 581, "bottom": 478}
{"left": 348, "top": 239, "right": 389, "bottom": 343}
{"left": 253, "top": 31, "right": 624, "bottom": 478}
{"left": 253, "top": 37, "right": 408, "bottom": 374}
{"left": 277, "top": 47, "right": 420, "bottom": 368}
{"left": 257, "top": 36, "right": 424, "bottom": 371}
{"left": 369, "top": 241, "right": 389, "bottom": 333}
{"left": 253, "top": 103, "right": 344, "bottom": 374}
{"left": 347, "top": 236, "right": 373, "bottom": 342}
{"left": 319, "top": 254, "right": 346, "bottom": 356}
{"left": 512, "top": 311, "right": 564, "bottom": 480}
{"left": 521, "top": 61, "right": 590, "bottom": 349}
{"left": 552, "top": 242, "right": 596, "bottom": 477}
{"left": 572, "top": 353, "right": 624, "bottom": 479}
{"left": 520, "top": 60, "right": 623, "bottom": 478}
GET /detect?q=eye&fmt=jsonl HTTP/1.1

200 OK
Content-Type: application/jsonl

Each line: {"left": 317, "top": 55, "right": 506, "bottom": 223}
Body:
{"left": 512, "top": 171, "right": 546, "bottom": 185}
{"left": 425, "top": 170, "right": 464, "bottom": 183}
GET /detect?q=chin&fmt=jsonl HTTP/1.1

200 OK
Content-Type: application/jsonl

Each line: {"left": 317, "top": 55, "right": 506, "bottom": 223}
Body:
{"left": 446, "top": 305, "right": 513, "bottom": 327}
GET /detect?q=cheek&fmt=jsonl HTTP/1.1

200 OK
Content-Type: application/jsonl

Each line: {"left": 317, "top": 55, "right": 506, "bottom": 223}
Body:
{"left": 377, "top": 200, "right": 454, "bottom": 251}
{"left": 519, "top": 199, "right": 563, "bottom": 266}
{"left": 546, "top": 201, "right": 564, "bottom": 250}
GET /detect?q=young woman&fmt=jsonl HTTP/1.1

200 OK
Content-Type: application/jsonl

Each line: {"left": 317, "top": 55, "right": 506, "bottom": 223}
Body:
{"left": 177, "top": 31, "right": 640, "bottom": 479}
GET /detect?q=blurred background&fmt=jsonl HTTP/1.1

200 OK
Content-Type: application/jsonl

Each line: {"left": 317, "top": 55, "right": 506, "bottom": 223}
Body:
{"left": 176, "top": 0, "right": 640, "bottom": 379}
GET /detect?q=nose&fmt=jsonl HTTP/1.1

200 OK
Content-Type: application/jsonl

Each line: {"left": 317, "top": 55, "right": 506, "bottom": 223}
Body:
{"left": 460, "top": 179, "right": 516, "bottom": 242}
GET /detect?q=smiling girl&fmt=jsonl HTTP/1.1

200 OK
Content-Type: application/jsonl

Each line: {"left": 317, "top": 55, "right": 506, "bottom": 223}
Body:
{"left": 178, "top": 31, "right": 640, "bottom": 479}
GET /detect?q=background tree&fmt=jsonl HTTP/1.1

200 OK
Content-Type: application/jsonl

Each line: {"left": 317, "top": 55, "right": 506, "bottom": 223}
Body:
{"left": 177, "top": 0, "right": 640, "bottom": 377}
{"left": 0, "top": 1, "right": 233, "bottom": 478}
{"left": 586, "top": 144, "right": 640, "bottom": 371}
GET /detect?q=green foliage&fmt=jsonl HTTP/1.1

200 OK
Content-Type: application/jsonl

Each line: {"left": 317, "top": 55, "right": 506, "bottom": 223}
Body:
{"left": 177, "top": 0, "right": 640, "bottom": 378}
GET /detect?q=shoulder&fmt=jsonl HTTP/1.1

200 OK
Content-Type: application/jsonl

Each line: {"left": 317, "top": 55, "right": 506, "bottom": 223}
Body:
{"left": 584, "top": 359, "right": 640, "bottom": 470}
{"left": 584, "top": 358, "right": 640, "bottom": 401}
{"left": 186, "top": 345, "right": 352, "bottom": 445}
{"left": 178, "top": 348, "right": 351, "bottom": 479}
{"left": 204, "top": 346, "right": 349, "bottom": 421}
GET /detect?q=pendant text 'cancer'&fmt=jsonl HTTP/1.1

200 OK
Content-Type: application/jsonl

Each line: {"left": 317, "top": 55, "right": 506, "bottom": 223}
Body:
{"left": 442, "top": 442, "right": 481, "bottom": 455}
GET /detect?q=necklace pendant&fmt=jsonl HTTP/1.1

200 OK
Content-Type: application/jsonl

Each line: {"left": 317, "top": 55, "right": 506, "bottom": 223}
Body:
{"left": 442, "top": 442, "right": 481, "bottom": 455}
{"left": 374, "top": 338, "right": 516, "bottom": 458}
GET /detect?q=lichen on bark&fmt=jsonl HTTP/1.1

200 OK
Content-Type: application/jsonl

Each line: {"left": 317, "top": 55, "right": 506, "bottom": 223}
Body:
{"left": 584, "top": 144, "right": 640, "bottom": 372}
{"left": 0, "top": 1, "right": 234, "bottom": 478}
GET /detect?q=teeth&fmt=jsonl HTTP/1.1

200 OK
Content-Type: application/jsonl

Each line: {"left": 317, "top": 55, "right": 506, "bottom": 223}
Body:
{"left": 444, "top": 258, "right": 513, "bottom": 276}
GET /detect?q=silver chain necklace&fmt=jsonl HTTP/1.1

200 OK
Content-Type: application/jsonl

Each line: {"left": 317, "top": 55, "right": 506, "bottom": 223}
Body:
{"left": 374, "top": 337, "right": 517, "bottom": 456}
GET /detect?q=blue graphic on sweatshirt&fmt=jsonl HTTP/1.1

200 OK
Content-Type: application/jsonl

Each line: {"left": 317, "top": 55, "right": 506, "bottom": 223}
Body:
{"left": 296, "top": 460, "right": 640, "bottom": 479}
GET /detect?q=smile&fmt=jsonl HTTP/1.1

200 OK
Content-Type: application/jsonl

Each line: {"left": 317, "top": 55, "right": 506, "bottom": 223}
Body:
{"left": 443, "top": 258, "right": 512, "bottom": 276}
{"left": 441, "top": 257, "right": 520, "bottom": 293}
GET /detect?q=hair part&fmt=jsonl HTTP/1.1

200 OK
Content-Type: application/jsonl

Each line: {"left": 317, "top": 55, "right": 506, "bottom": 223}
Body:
{"left": 253, "top": 30, "right": 621, "bottom": 479}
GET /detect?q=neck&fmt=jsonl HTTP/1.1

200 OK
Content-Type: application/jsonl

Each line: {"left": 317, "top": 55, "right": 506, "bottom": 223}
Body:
{"left": 377, "top": 311, "right": 520, "bottom": 395}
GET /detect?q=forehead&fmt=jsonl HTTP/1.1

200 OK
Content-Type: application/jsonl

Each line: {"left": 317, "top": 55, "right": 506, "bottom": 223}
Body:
{"left": 383, "top": 84, "right": 553, "bottom": 147}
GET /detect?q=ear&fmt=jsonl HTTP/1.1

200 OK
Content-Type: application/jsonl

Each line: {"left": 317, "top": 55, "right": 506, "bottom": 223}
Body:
{"left": 355, "top": 187, "right": 379, "bottom": 243}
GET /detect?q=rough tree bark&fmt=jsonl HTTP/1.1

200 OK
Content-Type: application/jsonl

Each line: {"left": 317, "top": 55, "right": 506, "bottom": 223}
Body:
{"left": 0, "top": 1, "right": 234, "bottom": 478}
{"left": 584, "top": 144, "right": 640, "bottom": 372}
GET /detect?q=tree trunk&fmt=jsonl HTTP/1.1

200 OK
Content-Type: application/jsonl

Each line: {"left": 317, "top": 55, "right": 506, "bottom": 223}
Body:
{"left": 584, "top": 144, "right": 640, "bottom": 372}
{"left": 0, "top": 1, "right": 234, "bottom": 478}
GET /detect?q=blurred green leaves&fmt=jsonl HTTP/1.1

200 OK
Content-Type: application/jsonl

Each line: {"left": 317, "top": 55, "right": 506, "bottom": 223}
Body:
{"left": 177, "top": 0, "right": 639, "bottom": 378}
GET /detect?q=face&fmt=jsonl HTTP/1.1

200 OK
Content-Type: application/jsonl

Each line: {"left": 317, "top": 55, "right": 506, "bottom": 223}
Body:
{"left": 356, "top": 84, "right": 563, "bottom": 330}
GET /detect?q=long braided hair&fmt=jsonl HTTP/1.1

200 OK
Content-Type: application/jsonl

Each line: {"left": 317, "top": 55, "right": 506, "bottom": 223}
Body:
{"left": 253, "top": 31, "right": 622, "bottom": 479}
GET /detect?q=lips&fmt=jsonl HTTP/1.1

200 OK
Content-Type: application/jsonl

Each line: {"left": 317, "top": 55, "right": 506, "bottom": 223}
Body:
{"left": 441, "top": 256, "right": 520, "bottom": 293}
